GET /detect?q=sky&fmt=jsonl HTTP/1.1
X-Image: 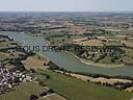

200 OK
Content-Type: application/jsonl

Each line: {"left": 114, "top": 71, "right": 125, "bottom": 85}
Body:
{"left": 0, "top": 0, "right": 133, "bottom": 12}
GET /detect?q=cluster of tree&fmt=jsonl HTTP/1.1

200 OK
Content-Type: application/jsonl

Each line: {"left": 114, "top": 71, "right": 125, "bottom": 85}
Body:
{"left": 29, "top": 88, "right": 54, "bottom": 100}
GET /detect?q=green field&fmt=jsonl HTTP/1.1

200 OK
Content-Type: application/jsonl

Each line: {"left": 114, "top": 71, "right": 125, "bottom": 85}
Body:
{"left": 38, "top": 70, "right": 133, "bottom": 100}
{"left": 0, "top": 82, "right": 44, "bottom": 100}
{"left": 0, "top": 70, "right": 133, "bottom": 100}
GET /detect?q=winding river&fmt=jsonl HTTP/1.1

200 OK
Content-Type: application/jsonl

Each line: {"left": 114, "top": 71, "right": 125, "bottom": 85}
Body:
{"left": 0, "top": 31, "right": 133, "bottom": 77}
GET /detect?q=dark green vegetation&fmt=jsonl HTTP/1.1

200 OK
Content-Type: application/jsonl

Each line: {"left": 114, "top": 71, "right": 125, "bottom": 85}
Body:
{"left": 37, "top": 70, "right": 133, "bottom": 100}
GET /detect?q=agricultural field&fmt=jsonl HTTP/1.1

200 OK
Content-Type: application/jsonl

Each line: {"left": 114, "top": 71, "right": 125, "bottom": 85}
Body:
{"left": 0, "top": 82, "right": 44, "bottom": 100}
{"left": 46, "top": 34, "right": 82, "bottom": 45}
{"left": 0, "top": 82, "right": 66, "bottom": 100}
{"left": 36, "top": 70, "right": 133, "bottom": 100}
{"left": 22, "top": 54, "right": 49, "bottom": 70}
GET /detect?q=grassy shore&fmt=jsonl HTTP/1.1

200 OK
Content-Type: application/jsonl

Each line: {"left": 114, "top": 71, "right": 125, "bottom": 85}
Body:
{"left": 65, "top": 51, "right": 125, "bottom": 68}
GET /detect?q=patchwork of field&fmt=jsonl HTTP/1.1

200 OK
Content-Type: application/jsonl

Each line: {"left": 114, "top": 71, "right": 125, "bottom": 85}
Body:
{"left": 74, "top": 39, "right": 104, "bottom": 46}
{"left": 0, "top": 12, "right": 133, "bottom": 100}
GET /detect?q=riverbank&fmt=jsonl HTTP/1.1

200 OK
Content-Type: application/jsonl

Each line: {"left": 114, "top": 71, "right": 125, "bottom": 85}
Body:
{"left": 64, "top": 51, "right": 125, "bottom": 68}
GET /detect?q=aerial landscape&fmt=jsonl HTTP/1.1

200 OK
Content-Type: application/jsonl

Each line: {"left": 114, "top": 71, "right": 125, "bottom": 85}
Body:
{"left": 0, "top": 0, "right": 133, "bottom": 100}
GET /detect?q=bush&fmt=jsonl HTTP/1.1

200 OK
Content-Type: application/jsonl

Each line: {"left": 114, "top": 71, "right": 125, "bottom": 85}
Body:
{"left": 38, "top": 81, "right": 46, "bottom": 87}
{"left": 48, "top": 88, "right": 54, "bottom": 93}
{"left": 29, "top": 94, "right": 39, "bottom": 100}
{"left": 30, "top": 68, "right": 36, "bottom": 73}
{"left": 40, "top": 91, "right": 47, "bottom": 97}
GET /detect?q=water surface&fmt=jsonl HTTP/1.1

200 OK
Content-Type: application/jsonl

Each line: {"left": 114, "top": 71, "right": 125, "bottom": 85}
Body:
{"left": 1, "top": 32, "right": 133, "bottom": 77}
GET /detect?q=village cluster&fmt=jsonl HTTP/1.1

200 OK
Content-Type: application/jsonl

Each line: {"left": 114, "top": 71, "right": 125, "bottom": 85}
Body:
{"left": 0, "top": 62, "right": 33, "bottom": 94}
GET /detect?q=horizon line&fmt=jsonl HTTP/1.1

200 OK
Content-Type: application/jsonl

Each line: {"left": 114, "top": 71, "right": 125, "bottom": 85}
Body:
{"left": 0, "top": 10, "right": 133, "bottom": 13}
